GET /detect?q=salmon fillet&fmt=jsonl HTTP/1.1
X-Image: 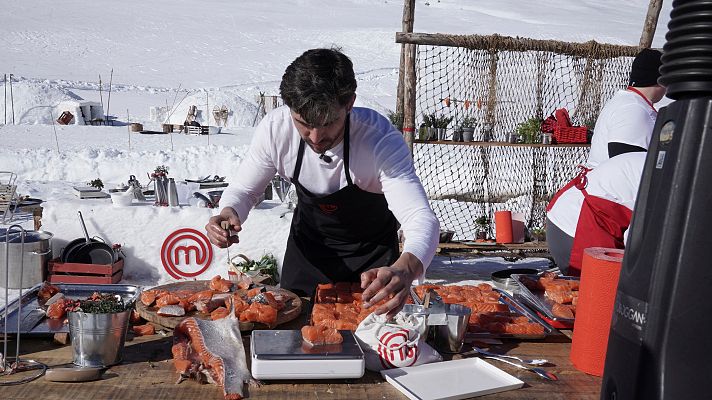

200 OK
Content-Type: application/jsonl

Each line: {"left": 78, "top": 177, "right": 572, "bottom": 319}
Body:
{"left": 552, "top": 303, "right": 575, "bottom": 319}
{"left": 301, "top": 325, "right": 343, "bottom": 346}
{"left": 173, "top": 313, "right": 253, "bottom": 400}
{"left": 140, "top": 290, "right": 158, "bottom": 306}
{"left": 239, "top": 302, "right": 278, "bottom": 327}
{"left": 132, "top": 324, "right": 155, "bottom": 336}
{"left": 210, "top": 275, "right": 234, "bottom": 293}
{"left": 156, "top": 294, "right": 181, "bottom": 307}
{"left": 38, "top": 282, "right": 60, "bottom": 303}
{"left": 46, "top": 300, "right": 68, "bottom": 319}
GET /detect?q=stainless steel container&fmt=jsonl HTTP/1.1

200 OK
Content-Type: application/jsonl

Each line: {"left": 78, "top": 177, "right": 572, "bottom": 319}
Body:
{"left": 69, "top": 309, "right": 131, "bottom": 367}
{"left": 0, "top": 229, "right": 53, "bottom": 289}
{"left": 167, "top": 178, "right": 179, "bottom": 207}
{"left": 432, "top": 304, "right": 471, "bottom": 354}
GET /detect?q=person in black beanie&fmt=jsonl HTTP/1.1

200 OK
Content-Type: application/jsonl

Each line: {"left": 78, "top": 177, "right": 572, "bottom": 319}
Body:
{"left": 585, "top": 47, "right": 666, "bottom": 168}
{"left": 546, "top": 48, "right": 666, "bottom": 272}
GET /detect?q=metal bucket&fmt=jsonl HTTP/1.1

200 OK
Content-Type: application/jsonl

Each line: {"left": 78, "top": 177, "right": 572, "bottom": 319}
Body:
{"left": 432, "top": 304, "right": 471, "bottom": 354}
{"left": 69, "top": 310, "right": 131, "bottom": 367}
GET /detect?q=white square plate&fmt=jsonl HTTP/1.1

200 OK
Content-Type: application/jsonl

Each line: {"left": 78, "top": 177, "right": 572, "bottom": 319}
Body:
{"left": 381, "top": 358, "right": 524, "bottom": 400}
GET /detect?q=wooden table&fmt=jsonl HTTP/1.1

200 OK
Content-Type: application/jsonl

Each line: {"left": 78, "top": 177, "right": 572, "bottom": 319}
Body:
{"left": 2, "top": 309, "right": 601, "bottom": 400}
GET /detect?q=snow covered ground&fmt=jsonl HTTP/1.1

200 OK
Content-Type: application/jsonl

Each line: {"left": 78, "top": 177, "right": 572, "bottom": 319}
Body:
{"left": 0, "top": 0, "right": 672, "bottom": 307}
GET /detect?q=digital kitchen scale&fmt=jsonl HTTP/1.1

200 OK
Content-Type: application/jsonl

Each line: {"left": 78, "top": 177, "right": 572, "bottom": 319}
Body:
{"left": 251, "top": 330, "right": 365, "bottom": 380}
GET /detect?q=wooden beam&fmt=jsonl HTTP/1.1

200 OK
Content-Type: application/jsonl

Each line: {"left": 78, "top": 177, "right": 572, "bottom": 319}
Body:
{"left": 395, "top": 32, "right": 641, "bottom": 58}
{"left": 639, "top": 0, "right": 663, "bottom": 48}
{"left": 396, "top": 0, "right": 415, "bottom": 117}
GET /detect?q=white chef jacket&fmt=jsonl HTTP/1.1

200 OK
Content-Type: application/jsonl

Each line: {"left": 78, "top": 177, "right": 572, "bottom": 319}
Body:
{"left": 587, "top": 90, "right": 657, "bottom": 168}
{"left": 548, "top": 152, "right": 646, "bottom": 237}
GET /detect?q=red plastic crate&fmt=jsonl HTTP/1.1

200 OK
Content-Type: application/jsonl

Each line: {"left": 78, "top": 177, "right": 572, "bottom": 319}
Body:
{"left": 553, "top": 125, "right": 588, "bottom": 144}
{"left": 48, "top": 257, "right": 124, "bottom": 284}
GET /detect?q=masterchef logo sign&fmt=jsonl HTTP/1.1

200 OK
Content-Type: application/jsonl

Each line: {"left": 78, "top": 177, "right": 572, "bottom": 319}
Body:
{"left": 161, "top": 228, "right": 213, "bottom": 279}
{"left": 377, "top": 329, "right": 418, "bottom": 369}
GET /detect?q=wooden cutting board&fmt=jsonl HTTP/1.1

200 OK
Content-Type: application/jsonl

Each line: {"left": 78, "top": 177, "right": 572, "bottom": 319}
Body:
{"left": 135, "top": 280, "right": 302, "bottom": 331}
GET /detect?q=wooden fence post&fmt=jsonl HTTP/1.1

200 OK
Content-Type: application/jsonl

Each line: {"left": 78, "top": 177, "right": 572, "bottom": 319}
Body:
{"left": 403, "top": 43, "right": 417, "bottom": 155}
{"left": 639, "top": 0, "right": 663, "bottom": 48}
{"left": 396, "top": 0, "right": 416, "bottom": 117}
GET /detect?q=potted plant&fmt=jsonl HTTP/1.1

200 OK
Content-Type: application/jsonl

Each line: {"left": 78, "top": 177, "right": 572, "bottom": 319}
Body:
{"left": 515, "top": 117, "right": 543, "bottom": 144}
{"left": 459, "top": 116, "right": 477, "bottom": 142}
{"left": 421, "top": 114, "right": 437, "bottom": 141}
{"left": 387, "top": 110, "right": 404, "bottom": 132}
{"left": 475, "top": 215, "right": 490, "bottom": 240}
{"left": 530, "top": 227, "right": 546, "bottom": 243}
{"left": 88, "top": 178, "right": 104, "bottom": 191}
{"left": 433, "top": 115, "right": 453, "bottom": 141}
{"left": 452, "top": 125, "right": 463, "bottom": 142}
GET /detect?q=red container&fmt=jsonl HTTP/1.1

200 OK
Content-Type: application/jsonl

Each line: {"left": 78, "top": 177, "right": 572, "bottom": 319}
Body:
{"left": 570, "top": 247, "right": 624, "bottom": 376}
{"left": 553, "top": 126, "right": 588, "bottom": 144}
{"left": 48, "top": 257, "right": 124, "bottom": 284}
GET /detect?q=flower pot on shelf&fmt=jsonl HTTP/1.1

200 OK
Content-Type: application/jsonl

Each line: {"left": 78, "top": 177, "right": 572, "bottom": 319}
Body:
{"left": 463, "top": 128, "right": 475, "bottom": 142}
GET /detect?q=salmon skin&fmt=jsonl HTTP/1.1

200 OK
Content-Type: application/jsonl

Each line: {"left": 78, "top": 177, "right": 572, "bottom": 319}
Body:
{"left": 173, "top": 309, "right": 255, "bottom": 400}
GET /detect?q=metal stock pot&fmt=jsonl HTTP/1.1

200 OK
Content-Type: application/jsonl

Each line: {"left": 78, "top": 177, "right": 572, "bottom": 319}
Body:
{"left": 0, "top": 229, "right": 53, "bottom": 289}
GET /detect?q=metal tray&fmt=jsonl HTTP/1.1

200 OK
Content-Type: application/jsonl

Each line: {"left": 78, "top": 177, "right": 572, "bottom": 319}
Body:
{"left": 464, "top": 288, "right": 554, "bottom": 340}
{"left": 510, "top": 273, "right": 578, "bottom": 324}
{"left": 411, "top": 286, "right": 553, "bottom": 340}
{"left": 0, "top": 283, "right": 140, "bottom": 335}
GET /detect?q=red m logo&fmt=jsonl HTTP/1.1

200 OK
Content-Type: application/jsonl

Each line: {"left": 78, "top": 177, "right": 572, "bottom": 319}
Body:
{"left": 173, "top": 245, "right": 207, "bottom": 265}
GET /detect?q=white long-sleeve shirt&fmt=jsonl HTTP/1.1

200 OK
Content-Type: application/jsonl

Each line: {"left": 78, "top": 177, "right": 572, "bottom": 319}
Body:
{"left": 219, "top": 106, "right": 440, "bottom": 272}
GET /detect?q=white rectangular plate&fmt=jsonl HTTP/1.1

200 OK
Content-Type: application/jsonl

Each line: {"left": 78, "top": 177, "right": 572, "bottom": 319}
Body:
{"left": 381, "top": 358, "right": 523, "bottom": 400}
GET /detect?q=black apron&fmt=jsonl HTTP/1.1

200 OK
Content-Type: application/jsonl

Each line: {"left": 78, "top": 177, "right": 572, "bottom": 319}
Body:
{"left": 280, "top": 115, "right": 400, "bottom": 296}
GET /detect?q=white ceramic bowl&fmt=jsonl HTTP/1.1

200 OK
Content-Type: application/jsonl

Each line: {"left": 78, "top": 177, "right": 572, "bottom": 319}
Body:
{"left": 110, "top": 192, "right": 134, "bottom": 207}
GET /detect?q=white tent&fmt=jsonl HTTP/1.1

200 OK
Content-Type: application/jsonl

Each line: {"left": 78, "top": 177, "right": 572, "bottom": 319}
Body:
{"left": 56, "top": 100, "right": 105, "bottom": 125}
{"left": 162, "top": 89, "right": 258, "bottom": 129}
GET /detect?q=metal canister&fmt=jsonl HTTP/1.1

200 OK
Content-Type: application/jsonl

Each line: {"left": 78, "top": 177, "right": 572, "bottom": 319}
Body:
{"left": 167, "top": 178, "right": 179, "bottom": 207}
{"left": 432, "top": 304, "right": 471, "bottom": 354}
{"left": 155, "top": 176, "right": 168, "bottom": 206}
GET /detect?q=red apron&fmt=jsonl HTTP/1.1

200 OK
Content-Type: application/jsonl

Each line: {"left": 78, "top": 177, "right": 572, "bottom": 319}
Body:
{"left": 548, "top": 168, "right": 632, "bottom": 276}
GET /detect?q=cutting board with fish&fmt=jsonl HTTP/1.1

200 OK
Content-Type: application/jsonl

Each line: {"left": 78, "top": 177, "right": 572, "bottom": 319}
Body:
{"left": 135, "top": 279, "right": 302, "bottom": 330}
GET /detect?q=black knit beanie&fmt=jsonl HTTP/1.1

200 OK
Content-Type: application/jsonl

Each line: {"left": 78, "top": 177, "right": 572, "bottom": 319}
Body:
{"left": 628, "top": 48, "right": 663, "bottom": 87}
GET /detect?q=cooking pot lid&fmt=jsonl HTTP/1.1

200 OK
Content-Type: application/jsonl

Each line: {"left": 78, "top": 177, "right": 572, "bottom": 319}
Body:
{"left": 0, "top": 229, "right": 53, "bottom": 243}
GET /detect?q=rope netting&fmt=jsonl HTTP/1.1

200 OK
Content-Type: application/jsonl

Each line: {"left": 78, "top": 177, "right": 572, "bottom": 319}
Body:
{"left": 411, "top": 36, "right": 638, "bottom": 240}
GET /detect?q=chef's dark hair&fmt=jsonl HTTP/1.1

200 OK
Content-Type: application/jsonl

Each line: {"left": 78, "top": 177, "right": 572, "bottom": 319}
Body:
{"left": 280, "top": 47, "right": 357, "bottom": 127}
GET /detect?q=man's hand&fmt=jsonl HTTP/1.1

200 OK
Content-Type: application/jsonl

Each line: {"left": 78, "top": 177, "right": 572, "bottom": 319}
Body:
{"left": 360, "top": 253, "right": 423, "bottom": 319}
{"left": 205, "top": 207, "right": 242, "bottom": 248}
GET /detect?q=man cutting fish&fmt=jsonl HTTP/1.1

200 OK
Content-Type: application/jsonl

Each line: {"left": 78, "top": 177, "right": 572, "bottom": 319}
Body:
{"left": 205, "top": 48, "right": 439, "bottom": 317}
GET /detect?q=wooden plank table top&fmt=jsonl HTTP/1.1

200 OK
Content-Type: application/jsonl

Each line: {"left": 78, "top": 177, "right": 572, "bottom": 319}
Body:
{"left": 1, "top": 305, "right": 601, "bottom": 400}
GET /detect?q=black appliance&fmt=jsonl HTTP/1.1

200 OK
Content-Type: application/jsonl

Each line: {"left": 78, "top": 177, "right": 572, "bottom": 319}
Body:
{"left": 601, "top": 1, "right": 712, "bottom": 399}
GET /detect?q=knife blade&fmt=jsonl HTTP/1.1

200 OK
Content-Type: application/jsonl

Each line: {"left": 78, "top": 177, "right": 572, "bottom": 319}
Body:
{"left": 19, "top": 308, "right": 47, "bottom": 332}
